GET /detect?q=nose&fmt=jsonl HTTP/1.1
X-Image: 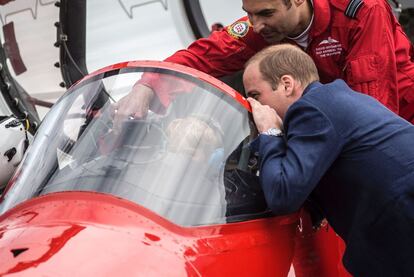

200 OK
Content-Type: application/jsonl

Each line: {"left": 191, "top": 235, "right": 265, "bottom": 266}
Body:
{"left": 250, "top": 16, "right": 265, "bottom": 34}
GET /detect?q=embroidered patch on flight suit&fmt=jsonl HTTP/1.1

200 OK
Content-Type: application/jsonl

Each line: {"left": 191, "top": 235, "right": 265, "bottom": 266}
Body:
{"left": 227, "top": 21, "right": 250, "bottom": 39}
{"left": 315, "top": 37, "right": 343, "bottom": 58}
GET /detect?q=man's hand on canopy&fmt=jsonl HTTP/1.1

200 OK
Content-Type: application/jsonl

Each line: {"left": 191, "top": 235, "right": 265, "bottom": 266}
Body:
{"left": 112, "top": 84, "right": 155, "bottom": 129}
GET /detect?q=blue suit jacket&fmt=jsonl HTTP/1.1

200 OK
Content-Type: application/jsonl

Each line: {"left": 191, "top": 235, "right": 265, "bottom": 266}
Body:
{"left": 251, "top": 80, "right": 414, "bottom": 276}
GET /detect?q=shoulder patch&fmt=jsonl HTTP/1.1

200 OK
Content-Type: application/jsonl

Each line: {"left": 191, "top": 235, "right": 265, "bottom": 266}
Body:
{"left": 227, "top": 21, "right": 250, "bottom": 39}
{"left": 345, "top": 0, "right": 364, "bottom": 18}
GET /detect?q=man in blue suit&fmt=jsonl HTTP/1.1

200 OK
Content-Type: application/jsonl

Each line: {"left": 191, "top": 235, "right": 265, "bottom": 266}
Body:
{"left": 244, "top": 44, "right": 414, "bottom": 276}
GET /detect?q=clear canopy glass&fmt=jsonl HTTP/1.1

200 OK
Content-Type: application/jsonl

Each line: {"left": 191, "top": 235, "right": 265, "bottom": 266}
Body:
{"left": 0, "top": 64, "right": 269, "bottom": 226}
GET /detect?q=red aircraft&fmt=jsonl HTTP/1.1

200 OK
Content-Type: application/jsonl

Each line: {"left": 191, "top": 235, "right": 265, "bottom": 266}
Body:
{"left": 0, "top": 61, "right": 347, "bottom": 276}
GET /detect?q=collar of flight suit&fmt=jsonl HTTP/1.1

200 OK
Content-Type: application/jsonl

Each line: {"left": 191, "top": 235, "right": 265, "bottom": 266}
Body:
{"left": 309, "top": 0, "right": 331, "bottom": 38}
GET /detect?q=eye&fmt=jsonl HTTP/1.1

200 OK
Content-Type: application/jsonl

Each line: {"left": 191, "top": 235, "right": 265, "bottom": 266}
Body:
{"left": 258, "top": 10, "right": 274, "bottom": 17}
{"left": 248, "top": 93, "right": 259, "bottom": 100}
{"left": 261, "top": 12, "right": 273, "bottom": 17}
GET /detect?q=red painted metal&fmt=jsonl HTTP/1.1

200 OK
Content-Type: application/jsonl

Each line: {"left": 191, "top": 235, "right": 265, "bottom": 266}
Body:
{"left": 292, "top": 214, "right": 352, "bottom": 277}
{"left": 0, "top": 192, "right": 297, "bottom": 276}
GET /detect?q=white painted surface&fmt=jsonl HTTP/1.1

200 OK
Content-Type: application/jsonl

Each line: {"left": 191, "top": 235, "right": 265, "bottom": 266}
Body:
{"left": 0, "top": 0, "right": 64, "bottom": 109}
{"left": 199, "top": 0, "right": 245, "bottom": 27}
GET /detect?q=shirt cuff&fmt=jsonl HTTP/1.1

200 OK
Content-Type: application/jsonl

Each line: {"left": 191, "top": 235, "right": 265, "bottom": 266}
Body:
{"left": 249, "top": 134, "right": 284, "bottom": 153}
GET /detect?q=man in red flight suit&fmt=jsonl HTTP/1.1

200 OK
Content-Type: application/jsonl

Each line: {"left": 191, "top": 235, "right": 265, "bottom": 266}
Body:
{"left": 116, "top": 0, "right": 414, "bottom": 124}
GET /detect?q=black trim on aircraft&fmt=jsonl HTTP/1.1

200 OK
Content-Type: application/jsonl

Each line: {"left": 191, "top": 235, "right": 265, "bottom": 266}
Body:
{"left": 57, "top": 0, "right": 87, "bottom": 88}
{"left": 0, "top": 38, "right": 40, "bottom": 133}
{"left": 182, "top": 0, "right": 210, "bottom": 39}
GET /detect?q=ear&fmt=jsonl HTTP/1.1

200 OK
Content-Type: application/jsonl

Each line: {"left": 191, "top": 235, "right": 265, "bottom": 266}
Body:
{"left": 280, "top": 75, "right": 295, "bottom": 97}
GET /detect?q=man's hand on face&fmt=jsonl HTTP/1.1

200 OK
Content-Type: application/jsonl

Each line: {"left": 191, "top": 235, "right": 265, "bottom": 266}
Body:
{"left": 112, "top": 84, "right": 154, "bottom": 129}
{"left": 247, "top": 98, "right": 283, "bottom": 133}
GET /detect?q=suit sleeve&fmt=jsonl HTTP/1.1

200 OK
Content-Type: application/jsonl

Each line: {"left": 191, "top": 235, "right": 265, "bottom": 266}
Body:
{"left": 344, "top": 4, "right": 399, "bottom": 113}
{"left": 251, "top": 101, "right": 344, "bottom": 215}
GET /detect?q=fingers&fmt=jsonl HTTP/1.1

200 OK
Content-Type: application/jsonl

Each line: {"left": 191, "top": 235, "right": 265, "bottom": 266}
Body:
{"left": 247, "top": 98, "right": 266, "bottom": 117}
{"left": 112, "top": 99, "right": 133, "bottom": 131}
{"left": 247, "top": 97, "right": 283, "bottom": 132}
{"left": 111, "top": 92, "right": 151, "bottom": 131}
{"left": 247, "top": 97, "right": 272, "bottom": 115}
{"left": 110, "top": 103, "right": 119, "bottom": 118}
{"left": 247, "top": 97, "right": 259, "bottom": 109}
